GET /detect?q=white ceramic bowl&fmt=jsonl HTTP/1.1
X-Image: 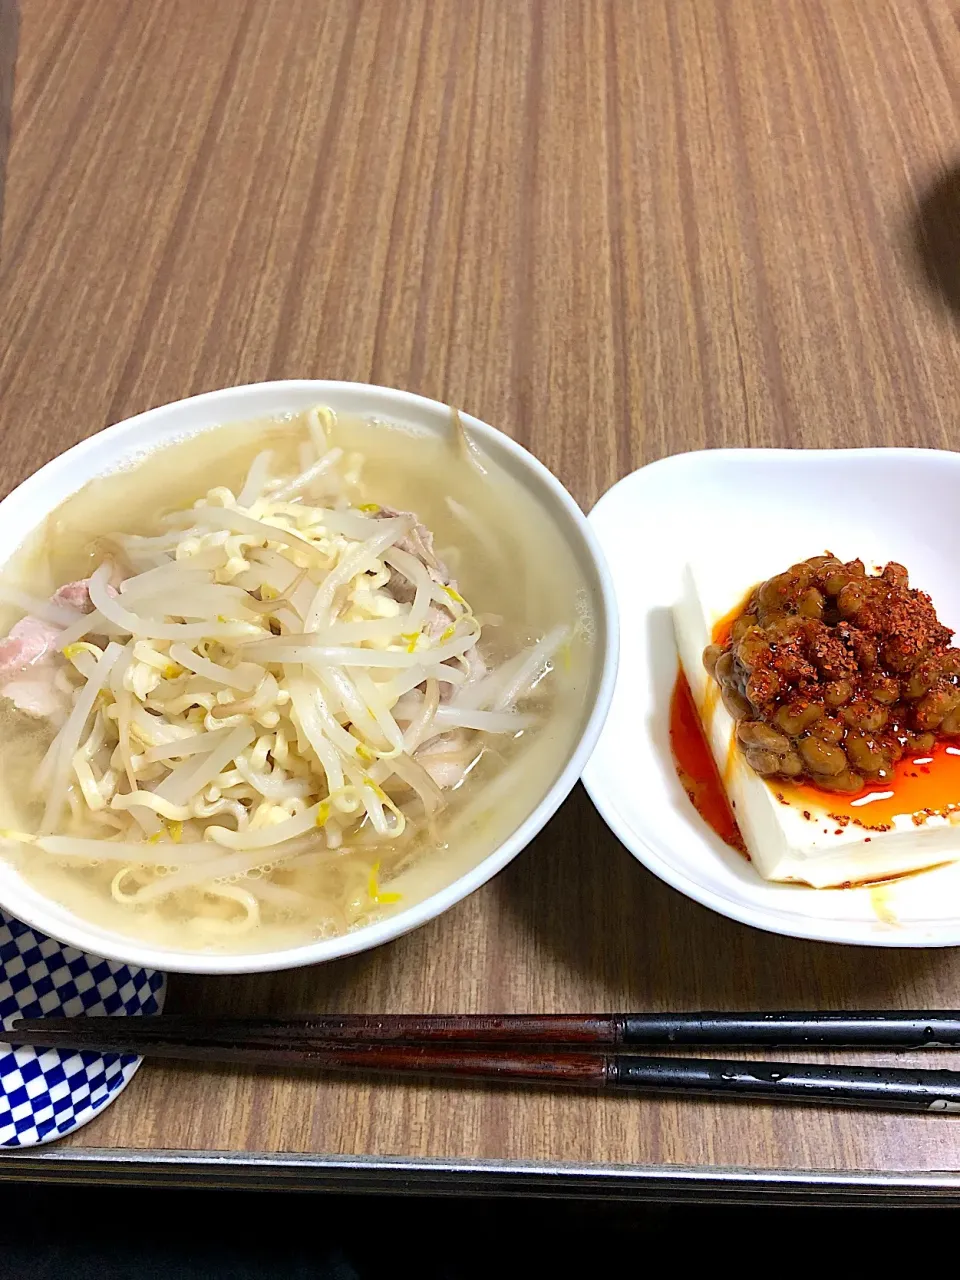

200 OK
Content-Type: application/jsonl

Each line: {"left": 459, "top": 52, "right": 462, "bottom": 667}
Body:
{"left": 583, "top": 447, "right": 960, "bottom": 948}
{"left": 0, "top": 382, "right": 618, "bottom": 973}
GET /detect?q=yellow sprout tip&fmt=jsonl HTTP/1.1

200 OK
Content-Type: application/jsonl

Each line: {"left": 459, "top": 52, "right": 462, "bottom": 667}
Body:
{"left": 64, "top": 640, "right": 106, "bottom": 664}
{"left": 367, "top": 861, "right": 401, "bottom": 905}
{"left": 147, "top": 831, "right": 163, "bottom": 844}
{"left": 315, "top": 802, "right": 331, "bottom": 828}
{"left": 358, "top": 502, "right": 380, "bottom": 514}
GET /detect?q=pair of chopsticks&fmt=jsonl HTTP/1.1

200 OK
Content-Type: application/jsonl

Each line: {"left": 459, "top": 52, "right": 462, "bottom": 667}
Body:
{"left": 12, "top": 1010, "right": 960, "bottom": 1112}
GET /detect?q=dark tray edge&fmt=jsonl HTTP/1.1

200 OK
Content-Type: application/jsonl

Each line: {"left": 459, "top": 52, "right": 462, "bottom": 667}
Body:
{"left": 1, "top": 1148, "right": 960, "bottom": 1205}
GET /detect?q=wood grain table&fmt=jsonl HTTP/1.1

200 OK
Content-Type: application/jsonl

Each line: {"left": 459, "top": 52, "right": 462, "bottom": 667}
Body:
{"left": 3, "top": 0, "right": 960, "bottom": 1202}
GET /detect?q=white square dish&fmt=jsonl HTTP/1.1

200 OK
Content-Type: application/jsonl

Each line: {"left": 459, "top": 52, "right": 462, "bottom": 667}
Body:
{"left": 582, "top": 448, "right": 960, "bottom": 947}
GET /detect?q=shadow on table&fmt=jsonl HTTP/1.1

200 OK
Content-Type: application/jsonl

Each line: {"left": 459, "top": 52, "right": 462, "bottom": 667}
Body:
{"left": 495, "top": 785, "right": 945, "bottom": 1011}
{"left": 0, "top": 1, "right": 18, "bottom": 256}
{"left": 911, "top": 161, "right": 960, "bottom": 316}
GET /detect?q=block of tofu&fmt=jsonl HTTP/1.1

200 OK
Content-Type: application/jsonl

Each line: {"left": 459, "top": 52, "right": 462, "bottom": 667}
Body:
{"left": 673, "top": 561, "right": 960, "bottom": 888}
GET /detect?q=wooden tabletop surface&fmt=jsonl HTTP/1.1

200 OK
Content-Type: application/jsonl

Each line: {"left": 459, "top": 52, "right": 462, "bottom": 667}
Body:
{"left": 4, "top": 0, "right": 960, "bottom": 1192}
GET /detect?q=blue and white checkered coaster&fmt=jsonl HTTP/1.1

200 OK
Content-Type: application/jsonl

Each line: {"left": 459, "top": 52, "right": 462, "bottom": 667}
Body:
{"left": 0, "top": 909, "right": 166, "bottom": 1147}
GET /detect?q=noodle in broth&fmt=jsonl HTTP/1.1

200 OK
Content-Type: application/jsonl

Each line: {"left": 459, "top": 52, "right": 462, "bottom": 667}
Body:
{"left": 0, "top": 407, "right": 595, "bottom": 952}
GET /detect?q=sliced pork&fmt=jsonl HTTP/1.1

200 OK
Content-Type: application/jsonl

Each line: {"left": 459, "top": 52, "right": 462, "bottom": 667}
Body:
{"left": 375, "top": 506, "right": 486, "bottom": 699}
{"left": 0, "top": 578, "right": 97, "bottom": 718}
{"left": 415, "top": 729, "right": 476, "bottom": 790}
{"left": 373, "top": 505, "right": 446, "bottom": 576}
{"left": 51, "top": 579, "right": 97, "bottom": 613}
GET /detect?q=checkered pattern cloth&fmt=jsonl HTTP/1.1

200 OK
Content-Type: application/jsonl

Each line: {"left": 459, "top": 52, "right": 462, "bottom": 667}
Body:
{"left": 0, "top": 910, "right": 166, "bottom": 1147}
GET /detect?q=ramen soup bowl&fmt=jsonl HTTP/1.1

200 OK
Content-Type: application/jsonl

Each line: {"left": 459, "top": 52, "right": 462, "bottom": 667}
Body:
{"left": 0, "top": 382, "right": 617, "bottom": 974}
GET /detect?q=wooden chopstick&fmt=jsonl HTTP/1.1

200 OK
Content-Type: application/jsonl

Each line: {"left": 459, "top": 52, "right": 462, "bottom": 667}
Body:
{"left": 11, "top": 1011, "right": 960, "bottom": 1113}
{"left": 9, "top": 1021, "right": 960, "bottom": 1112}
{"left": 14, "top": 1010, "right": 960, "bottom": 1049}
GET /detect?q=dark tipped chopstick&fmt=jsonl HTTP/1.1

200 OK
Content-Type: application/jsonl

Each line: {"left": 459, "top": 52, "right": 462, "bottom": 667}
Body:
{"left": 15, "top": 1010, "right": 960, "bottom": 1050}
{"left": 12, "top": 1011, "right": 960, "bottom": 1113}
{"left": 10, "top": 1023, "right": 960, "bottom": 1113}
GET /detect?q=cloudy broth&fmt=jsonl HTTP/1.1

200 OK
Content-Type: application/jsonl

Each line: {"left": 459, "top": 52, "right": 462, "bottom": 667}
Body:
{"left": 0, "top": 410, "right": 597, "bottom": 953}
